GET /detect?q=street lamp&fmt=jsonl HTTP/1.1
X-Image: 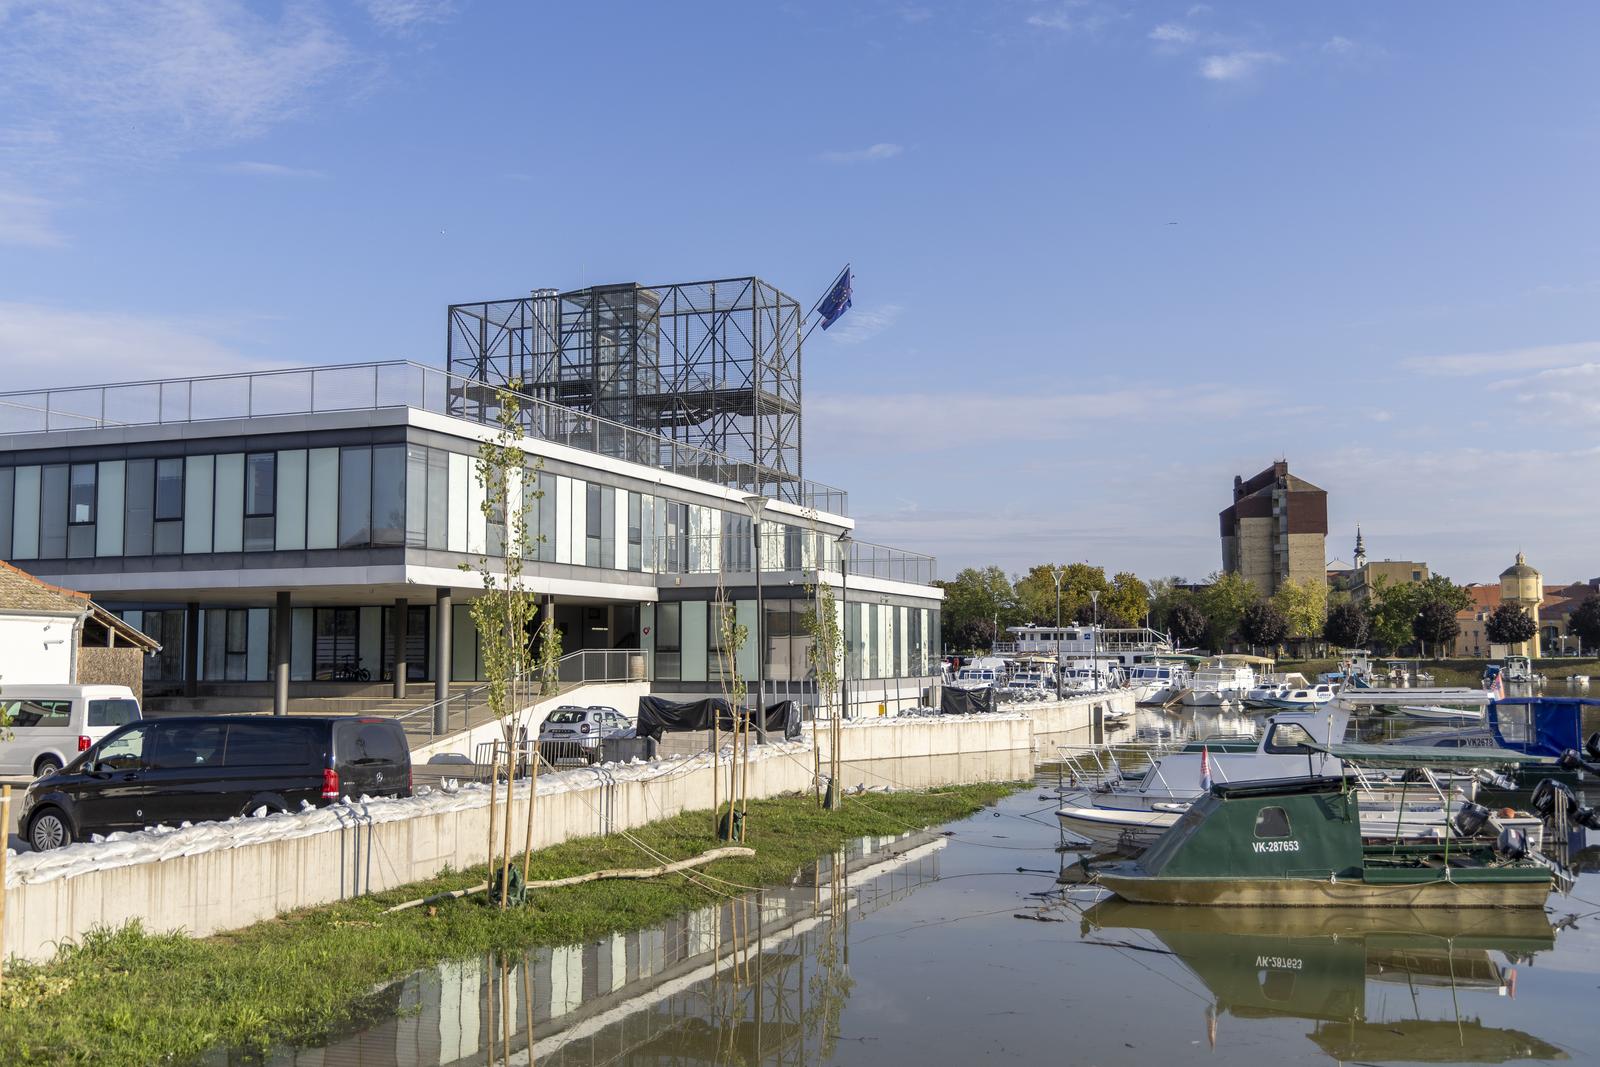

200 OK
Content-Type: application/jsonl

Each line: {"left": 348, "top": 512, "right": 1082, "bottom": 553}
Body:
{"left": 1050, "top": 565, "right": 1065, "bottom": 700}
{"left": 743, "top": 494, "right": 768, "bottom": 741}
{"left": 1090, "top": 590, "right": 1101, "bottom": 693}
{"left": 837, "top": 531, "right": 852, "bottom": 721}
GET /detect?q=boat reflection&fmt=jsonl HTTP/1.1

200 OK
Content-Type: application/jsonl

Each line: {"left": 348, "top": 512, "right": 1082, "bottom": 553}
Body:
{"left": 1079, "top": 902, "right": 1566, "bottom": 1063}
{"left": 239, "top": 829, "right": 947, "bottom": 1067}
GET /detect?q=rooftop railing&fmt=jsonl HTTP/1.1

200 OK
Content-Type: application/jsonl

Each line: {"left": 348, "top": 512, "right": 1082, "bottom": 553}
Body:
{"left": 643, "top": 532, "right": 938, "bottom": 586}
{"left": 0, "top": 360, "right": 848, "bottom": 515}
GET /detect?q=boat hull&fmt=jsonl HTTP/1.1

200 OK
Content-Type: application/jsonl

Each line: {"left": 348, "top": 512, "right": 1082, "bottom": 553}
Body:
{"left": 1094, "top": 868, "right": 1551, "bottom": 908}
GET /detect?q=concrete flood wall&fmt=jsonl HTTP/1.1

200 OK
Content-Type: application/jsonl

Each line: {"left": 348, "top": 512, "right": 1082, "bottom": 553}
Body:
{"left": 2, "top": 689, "right": 1130, "bottom": 964}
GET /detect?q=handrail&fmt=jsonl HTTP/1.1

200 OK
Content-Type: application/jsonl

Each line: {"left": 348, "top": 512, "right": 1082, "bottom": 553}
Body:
{"left": 396, "top": 649, "right": 646, "bottom": 743}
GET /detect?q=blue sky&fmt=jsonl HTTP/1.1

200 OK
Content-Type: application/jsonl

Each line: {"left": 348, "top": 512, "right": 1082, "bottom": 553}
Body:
{"left": 2, "top": 2, "right": 1598, "bottom": 585}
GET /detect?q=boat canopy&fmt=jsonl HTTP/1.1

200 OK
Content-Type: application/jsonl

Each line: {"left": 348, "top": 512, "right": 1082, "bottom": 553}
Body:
{"left": 1216, "top": 654, "right": 1275, "bottom": 665}
{"left": 1303, "top": 742, "right": 1557, "bottom": 768}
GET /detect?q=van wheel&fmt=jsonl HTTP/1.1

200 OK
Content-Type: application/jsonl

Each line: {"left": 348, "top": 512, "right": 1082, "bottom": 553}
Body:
{"left": 28, "top": 809, "right": 71, "bottom": 852}
{"left": 33, "top": 755, "right": 63, "bottom": 778}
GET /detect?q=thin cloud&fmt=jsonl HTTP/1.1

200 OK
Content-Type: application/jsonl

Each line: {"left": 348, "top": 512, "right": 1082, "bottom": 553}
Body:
{"left": 819, "top": 142, "right": 903, "bottom": 164}
{"left": 1026, "top": 9, "right": 1076, "bottom": 32}
{"left": 1402, "top": 340, "right": 1600, "bottom": 376}
{"left": 820, "top": 304, "right": 903, "bottom": 345}
{"left": 359, "top": 0, "right": 457, "bottom": 33}
{"left": 1490, "top": 361, "right": 1600, "bottom": 420}
{"left": 1149, "top": 23, "right": 1196, "bottom": 45}
{"left": 0, "top": 302, "right": 282, "bottom": 388}
{"left": 898, "top": 5, "right": 933, "bottom": 24}
{"left": 1199, "top": 50, "right": 1284, "bottom": 82}
{"left": 0, "top": 186, "right": 64, "bottom": 247}
{"left": 220, "top": 161, "right": 326, "bottom": 179}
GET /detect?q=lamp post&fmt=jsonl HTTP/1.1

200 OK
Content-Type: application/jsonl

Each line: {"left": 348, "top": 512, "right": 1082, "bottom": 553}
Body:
{"left": 838, "top": 531, "right": 852, "bottom": 722}
{"left": 1050, "top": 565, "right": 1065, "bottom": 700}
{"left": 1090, "top": 590, "right": 1101, "bottom": 693}
{"left": 743, "top": 494, "right": 768, "bottom": 742}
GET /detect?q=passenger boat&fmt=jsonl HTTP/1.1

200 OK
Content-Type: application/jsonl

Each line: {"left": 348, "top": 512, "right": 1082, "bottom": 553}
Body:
{"left": 1125, "top": 662, "right": 1191, "bottom": 705}
{"left": 1089, "top": 770, "right": 1556, "bottom": 908}
{"left": 1181, "top": 662, "right": 1257, "bottom": 706}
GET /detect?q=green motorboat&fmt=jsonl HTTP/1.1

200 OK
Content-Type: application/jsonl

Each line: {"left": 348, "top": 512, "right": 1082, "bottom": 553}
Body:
{"left": 1090, "top": 772, "right": 1556, "bottom": 908}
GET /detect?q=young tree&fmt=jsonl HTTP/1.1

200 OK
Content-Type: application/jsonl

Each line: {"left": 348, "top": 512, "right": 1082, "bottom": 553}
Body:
{"left": 1365, "top": 577, "right": 1417, "bottom": 654}
{"left": 1569, "top": 595, "right": 1600, "bottom": 655}
{"left": 1238, "top": 601, "right": 1289, "bottom": 654}
{"left": 1324, "top": 601, "right": 1371, "bottom": 650}
{"left": 1199, "top": 571, "right": 1259, "bottom": 651}
{"left": 1485, "top": 603, "right": 1538, "bottom": 647}
{"left": 1412, "top": 600, "right": 1462, "bottom": 658}
{"left": 1146, "top": 576, "right": 1192, "bottom": 633}
{"left": 1104, "top": 572, "right": 1151, "bottom": 629}
{"left": 950, "top": 618, "right": 996, "bottom": 654}
{"left": 1168, "top": 602, "right": 1209, "bottom": 649}
{"left": 1272, "top": 578, "right": 1328, "bottom": 653}
{"left": 937, "top": 566, "right": 1016, "bottom": 645}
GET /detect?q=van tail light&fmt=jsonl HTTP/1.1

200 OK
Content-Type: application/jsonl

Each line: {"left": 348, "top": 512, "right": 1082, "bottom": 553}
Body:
{"left": 78, "top": 735, "right": 91, "bottom": 752}
{"left": 322, "top": 768, "right": 340, "bottom": 800}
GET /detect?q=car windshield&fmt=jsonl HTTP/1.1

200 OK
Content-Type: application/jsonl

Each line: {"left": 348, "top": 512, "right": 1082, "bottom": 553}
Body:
{"left": 545, "top": 710, "right": 587, "bottom": 725}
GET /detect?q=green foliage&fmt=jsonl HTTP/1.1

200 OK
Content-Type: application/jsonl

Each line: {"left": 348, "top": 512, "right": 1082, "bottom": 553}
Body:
{"left": 1146, "top": 576, "right": 1193, "bottom": 633}
{"left": 1366, "top": 573, "right": 1472, "bottom": 654}
{"left": 0, "top": 786, "right": 1015, "bottom": 1065}
{"left": 1168, "top": 602, "right": 1208, "bottom": 648}
{"left": 802, "top": 575, "right": 843, "bottom": 717}
{"left": 937, "top": 566, "right": 1017, "bottom": 645}
{"left": 1198, "top": 571, "right": 1260, "bottom": 650}
{"left": 1412, "top": 600, "right": 1462, "bottom": 657}
{"left": 1104, "top": 572, "right": 1151, "bottom": 629}
{"left": 1570, "top": 596, "right": 1600, "bottom": 653}
{"left": 1323, "top": 601, "right": 1371, "bottom": 650}
{"left": 1238, "top": 601, "right": 1289, "bottom": 651}
{"left": 1485, "top": 603, "right": 1538, "bottom": 645}
{"left": 1271, "top": 577, "right": 1328, "bottom": 643}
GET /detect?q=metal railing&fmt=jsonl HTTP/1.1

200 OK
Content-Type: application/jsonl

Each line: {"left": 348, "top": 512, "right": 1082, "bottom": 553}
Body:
{"left": 643, "top": 532, "right": 937, "bottom": 586}
{"left": 394, "top": 649, "right": 644, "bottom": 742}
{"left": 0, "top": 359, "right": 849, "bottom": 515}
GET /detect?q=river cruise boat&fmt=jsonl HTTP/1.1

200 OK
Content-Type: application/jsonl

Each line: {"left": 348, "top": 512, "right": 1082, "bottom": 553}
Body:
{"left": 1089, "top": 766, "right": 1557, "bottom": 908}
{"left": 993, "top": 624, "right": 1176, "bottom": 668}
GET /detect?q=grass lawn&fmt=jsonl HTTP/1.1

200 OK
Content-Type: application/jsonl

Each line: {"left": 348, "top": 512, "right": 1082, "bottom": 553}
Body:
{"left": 0, "top": 783, "right": 1017, "bottom": 1066}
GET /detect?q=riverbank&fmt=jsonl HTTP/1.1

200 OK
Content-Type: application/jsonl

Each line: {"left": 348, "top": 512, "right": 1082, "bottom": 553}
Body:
{"left": 0, "top": 783, "right": 1017, "bottom": 1066}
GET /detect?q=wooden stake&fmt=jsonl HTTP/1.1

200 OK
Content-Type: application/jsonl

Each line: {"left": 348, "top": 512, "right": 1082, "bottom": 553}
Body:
{"left": 0, "top": 784, "right": 9, "bottom": 992}
{"left": 713, "top": 711, "right": 721, "bottom": 838}
{"left": 522, "top": 949, "right": 535, "bottom": 1066}
{"left": 486, "top": 749, "right": 501, "bottom": 886}
{"left": 521, "top": 728, "right": 538, "bottom": 894}
{"left": 500, "top": 738, "right": 515, "bottom": 909}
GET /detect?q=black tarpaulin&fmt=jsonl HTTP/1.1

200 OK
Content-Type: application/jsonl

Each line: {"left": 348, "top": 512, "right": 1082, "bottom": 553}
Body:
{"left": 636, "top": 697, "right": 802, "bottom": 741}
{"left": 940, "top": 687, "right": 996, "bottom": 716}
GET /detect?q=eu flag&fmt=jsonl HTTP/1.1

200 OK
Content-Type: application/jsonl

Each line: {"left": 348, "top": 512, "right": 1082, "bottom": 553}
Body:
{"left": 817, "top": 266, "right": 852, "bottom": 330}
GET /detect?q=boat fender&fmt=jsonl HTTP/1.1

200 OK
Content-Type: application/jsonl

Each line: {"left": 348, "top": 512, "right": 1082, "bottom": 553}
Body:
{"left": 1453, "top": 801, "right": 1491, "bottom": 838}
{"left": 1497, "top": 826, "right": 1528, "bottom": 860}
{"left": 1531, "top": 778, "right": 1581, "bottom": 820}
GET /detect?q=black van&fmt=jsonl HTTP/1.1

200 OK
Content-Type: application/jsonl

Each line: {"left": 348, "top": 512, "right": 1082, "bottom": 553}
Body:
{"left": 19, "top": 716, "right": 412, "bottom": 852}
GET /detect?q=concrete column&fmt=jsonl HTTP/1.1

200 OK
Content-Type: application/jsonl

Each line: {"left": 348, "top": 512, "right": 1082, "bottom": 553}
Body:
{"left": 274, "top": 591, "right": 291, "bottom": 716}
{"left": 434, "top": 588, "right": 451, "bottom": 734}
{"left": 392, "top": 597, "right": 408, "bottom": 699}
{"left": 183, "top": 601, "right": 200, "bottom": 698}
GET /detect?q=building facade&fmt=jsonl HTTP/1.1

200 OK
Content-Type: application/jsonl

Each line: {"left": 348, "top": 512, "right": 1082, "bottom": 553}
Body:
{"left": 0, "top": 559, "right": 160, "bottom": 698}
{"left": 0, "top": 278, "right": 942, "bottom": 718}
{"left": 1499, "top": 552, "right": 1543, "bottom": 658}
{"left": 1219, "top": 461, "right": 1328, "bottom": 597}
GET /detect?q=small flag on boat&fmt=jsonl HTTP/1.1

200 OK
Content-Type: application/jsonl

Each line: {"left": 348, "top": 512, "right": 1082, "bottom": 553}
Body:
{"left": 1200, "top": 745, "right": 1212, "bottom": 791}
{"left": 1487, "top": 669, "right": 1505, "bottom": 700}
{"left": 816, "top": 265, "right": 853, "bottom": 330}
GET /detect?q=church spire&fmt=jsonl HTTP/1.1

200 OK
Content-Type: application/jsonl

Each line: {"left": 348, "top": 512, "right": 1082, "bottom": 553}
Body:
{"left": 1353, "top": 524, "right": 1366, "bottom": 569}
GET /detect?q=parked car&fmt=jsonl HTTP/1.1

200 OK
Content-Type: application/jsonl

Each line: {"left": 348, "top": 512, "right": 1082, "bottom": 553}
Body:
{"left": 0, "top": 684, "right": 142, "bottom": 779}
{"left": 537, "top": 705, "right": 634, "bottom": 764}
{"left": 19, "top": 715, "right": 412, "bottom": 852}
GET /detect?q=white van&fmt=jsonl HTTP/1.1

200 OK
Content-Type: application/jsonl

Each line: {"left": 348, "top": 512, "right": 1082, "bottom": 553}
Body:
{"left": 0, "top": 684, "right": 143, "bottom": 778}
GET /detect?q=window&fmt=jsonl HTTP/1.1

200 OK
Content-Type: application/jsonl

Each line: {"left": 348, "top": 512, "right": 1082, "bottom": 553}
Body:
{"left": 155, "top": 458, "right": 184, "bottom": 519}
{"left": 183, "top": 455, "right": 214, "bottom": 553}
{"left": 68, "top": 464, "right": 96, "bottom": 524}
{"left": 96, "top": 460, "right": 124, "bottom": 556}
{"left": 149, "top": 723, "right": 226, "bottom": 769}
{"left": 95, "top": 725, "right": 149, "bottom": 770}
{"left": 313, "top": 607, "right": 360, "bottom": 680}
{"left": 371, "top": 445, "right": 405, "bottom": 546}
{"left": 224, "top": 722, "right": 315, "bottom": 767}
{"left": 339, "top": 447, "right": 372, "bottom": 548}
{"left": 585, "top": 482, "right": 602, "bottom": 566}
{"left": 1264, "top": 722, "right": 1317, "bottom": 754}
{"left": 87, "top": 698, "right": 141, "bottom": 728}
{"left": 335, "top": 721, "right": 405, "bottom": 765}
{"left": 655, "top": 602, "right": 681, "bottom": 681}
{"left": 244, "top": 454, "right": 276, "bottom": 552}
{"left": 0, "top": 468, "right": 12, "bottom": 559}
{"left": 426, "top": 449, "right": 449, "bottom": 550}
{"left": 40, "top": 464, "right": 67, "bottom": 558}
{"left": 4, "top": 700, "right": 71, "bottom": 728}
{"left": 275, "top": 449, "right": 307, "bottom": 550}
{"left": 213, "top": 453, "right": 244, "bottom": 552}
{"left": 405, "top": 445, "right": 427, "bottom": 548}
{"left": 1254, "top": 806, "right": 1292, "bottom": 838}
{"left": 627, "top": 491, "right": 642, "bottom": 570}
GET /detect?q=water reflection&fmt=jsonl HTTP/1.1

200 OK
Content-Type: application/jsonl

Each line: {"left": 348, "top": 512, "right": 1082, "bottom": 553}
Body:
{"left": 1080, "top": 903, "right": 1565, "bottom": 1063}
{"left": 247, "top": 830, "right": 946, "bottom": 1067}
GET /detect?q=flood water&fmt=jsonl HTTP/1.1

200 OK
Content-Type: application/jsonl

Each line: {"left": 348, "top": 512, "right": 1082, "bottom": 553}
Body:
{"left": 231, "top": 704, "right": 1600, "bottom": 1067}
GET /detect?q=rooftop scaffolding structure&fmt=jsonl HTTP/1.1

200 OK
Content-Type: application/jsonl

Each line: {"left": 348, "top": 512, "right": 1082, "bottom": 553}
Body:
{"left": 447, "top": 276, "right": 804, "bottom": 502}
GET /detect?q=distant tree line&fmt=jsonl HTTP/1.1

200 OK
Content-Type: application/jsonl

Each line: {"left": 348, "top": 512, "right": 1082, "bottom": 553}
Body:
{"left": 934, "top": 562, "right": 1538, "bottom": 659}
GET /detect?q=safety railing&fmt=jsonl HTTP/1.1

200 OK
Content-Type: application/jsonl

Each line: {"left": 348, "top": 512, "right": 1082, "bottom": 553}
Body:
{"left": 0, "top": 359, "right": 849, "bottom": 514}
{"left": 644, "top": 532, "right": 937, "bottom": 585}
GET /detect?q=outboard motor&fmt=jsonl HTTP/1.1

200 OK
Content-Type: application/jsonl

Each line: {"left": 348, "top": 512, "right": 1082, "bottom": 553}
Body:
{"left": 1497, "top": 826, "right": 1528, "bottom": 860}
{"left": 1453, "top": 801, "right": 1491, "bottom": 838}
{"left": 1476, "top": 768, "right": 1516, "bottom": 792}
{"left": 1559, "top": 749, "right": 1586, "bottom": 772}
{"left": 1531, "top": 778, "right": 1581, "bottom": 820}
{"left": 1587, "top": 731, "right": 1600, "bottom": 762}
{"left": 1575, "top": 806, "right": 1600, "bottom": 832}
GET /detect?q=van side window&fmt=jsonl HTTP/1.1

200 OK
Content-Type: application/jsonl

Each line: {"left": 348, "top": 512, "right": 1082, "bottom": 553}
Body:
{"left": 96, "top": 726, "right": 149, "bottom": 771}
{"left": 1254, "top": 806, "right": 1292, "bottom": 838}
{"left": 1264, "top": 723, "right": 1316, "bottom": 755}
{"left": 224, "top": 723, "right": 314, "bottom": 767}
{"left": 88, "top": 699, "right": 141, "bottom": 728}
{"left": 6, "top": 700, "right": 71, "bottom": 728}
{"left": 150, "top": 723, "right": 226, "bottom": 769}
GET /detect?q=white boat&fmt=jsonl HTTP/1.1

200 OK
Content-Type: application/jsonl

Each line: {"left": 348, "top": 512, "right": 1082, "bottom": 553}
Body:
{"left": 950, "top": 666, "right": 1002, "bottom": 690}
{"left": 1501, "top": 655, "right": 1536, "bottom": 684}
{"left": 1180, "top": 663, "right": 1256, "bottom": 705}
{"left": 994, "top": 624, "right": 1176, "bottom": 668}
{"left": 1244, "top": 671, "right": 1310, "bottom": 708}
{"left": 1256, "top": 683, "right": 1336, "bottom": 710}
{"left": 1126, "top": 663, "right": 1192, "bottom": 705}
